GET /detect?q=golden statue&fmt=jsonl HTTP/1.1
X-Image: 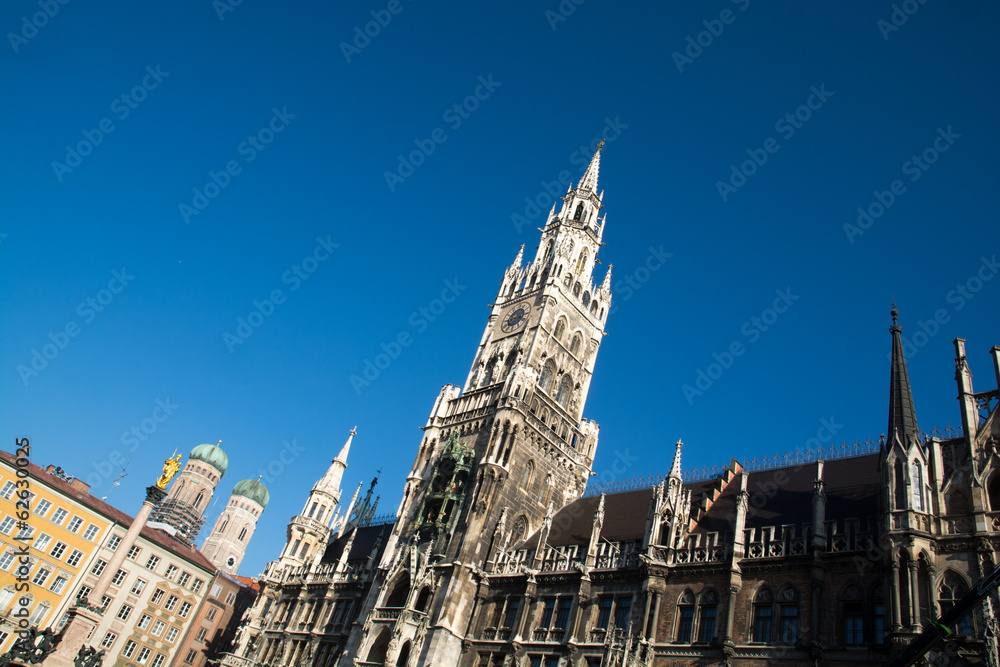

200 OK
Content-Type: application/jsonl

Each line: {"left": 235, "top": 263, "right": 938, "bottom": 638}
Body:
{"left": 156, "top": 453, "right": 182, "bottom": 490}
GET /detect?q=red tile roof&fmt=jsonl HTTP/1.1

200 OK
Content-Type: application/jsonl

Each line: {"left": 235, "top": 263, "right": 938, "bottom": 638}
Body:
{"left": 1, "top": 450, "right": 217, "bottom": 573}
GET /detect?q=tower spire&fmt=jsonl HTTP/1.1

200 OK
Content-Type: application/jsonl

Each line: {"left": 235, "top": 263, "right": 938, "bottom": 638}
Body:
{"left": 512, "top": 244, "right": 525, "bottom": 269}
{"left": 887, "top": 304, "right": 920, "bottom": 448}
{"left": 578, "top": 140, "right": 604, "bottom": 193}
{"left": 668, "top": 439, "right": 684, "bottom": 480}
{"left": 335, "top": 426, "right": 357, "bottom": 464}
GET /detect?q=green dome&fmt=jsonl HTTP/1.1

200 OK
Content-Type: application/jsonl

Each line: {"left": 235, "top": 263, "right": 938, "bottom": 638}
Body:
{"left": 232, "top": 478, "right": 269, "bottom": 509}
{"left": 189, "top": 443, "right": 229, "bottom": 476}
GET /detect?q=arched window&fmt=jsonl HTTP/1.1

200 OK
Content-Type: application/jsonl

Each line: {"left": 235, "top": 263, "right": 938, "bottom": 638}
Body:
{"left": 697, "top": 590, "right": 718, "bottom": 643}
{"left": 590, "top": 300, "right": 598, "bottom": 315}
{"left": 510, "top": 516, "right": 527, "bottom": 545}
{"left": 574, "top": 202, "right": 585, "bottom": 221}
{"left": 482, "top": 358, "right": 496, "bottom": 386}
{"left": 385, "top": 573, "right": 411, "bottom": 608}
{"left": 569, "top": 334, "right": 582, "bottom": 357}
{"left": 520, "top": 461, "right": 534, "bottom": 490}
{"left": 539, "top": 360, "right": 556, "bottom": 392}
{"left": 840, "top": 582, "right": 865, "bottom": 645}
{"left": 554, "top": 317, "right": 566, "bottom": 340}
{"left": 218, "top": 515, "right": 229, "bottom": 533}
{"left": 582, "top": 292, "right": 590, "bottom": 307}
{"left": 752, "top": 588, "right": 773, "bottom": 643}
{"left": 194, "top": 491, "right": 204, "bottom": 510}
{"left": 415, "top": 587, "right": 432, "bottom": 612}
{"left": 364, "top": 628, "right": 391, "bottom": 664}
{"left": 239, "top": 526, "right": 248, "bottom": 541}
{"left": 989, "top": 471, "right": 1000, "bottom": 511}
{"left": 893, "top": 460, "right": 906, "bottom": 510}
{"left": 676, "top": 590, "right": 695, "bottom": 643}
{"left": 938, "top": 572, "right": 972, "bottom": 635}
{"left": 776, "top": 587, "right": 799, "bottom": 645}
{"left": 575, "top": 249, "right": 588, "bottom": 274}
{"left": 542, "top": 475, "right": 553, "bottom": 508}
{"left": 395, "top": 641, "right": 411, "bottom": 666}
{"left": 911, "top": 461, "right": 924, "bottom": 511}
{"left": 556, "top": 375, "right": 572, "bottom": 407}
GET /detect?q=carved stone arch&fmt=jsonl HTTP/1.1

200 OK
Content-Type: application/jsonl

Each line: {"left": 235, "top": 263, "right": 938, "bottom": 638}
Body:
{"left": 751, "top": 583, "right": 774, "bottom": 603}
{"left": 385, "top": 570, "right": 412, "bottom": 608}
{"left": 510, "top": 514, "right": 528, "bottom": 545}
{"left": 837, "top": 579, "right": 866, "bottom": 602}
{"left": 365, "top": 627, "right": 392, "bottom": 664}
{"left": 776, "top": 583, "right": 800, "bottom": 603}
{"left": 987, "top": 469, "right": 1000, "bottom": 511}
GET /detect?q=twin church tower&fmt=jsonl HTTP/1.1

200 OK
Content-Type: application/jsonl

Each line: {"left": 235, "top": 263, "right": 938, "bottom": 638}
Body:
{"left": 147, "top": 440, "right": 270, "bottom": 574}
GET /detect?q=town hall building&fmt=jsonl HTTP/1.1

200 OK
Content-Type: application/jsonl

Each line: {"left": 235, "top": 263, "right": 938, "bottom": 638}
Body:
{"left": 221, "top": 145, "right": 1000, "bottom": 667}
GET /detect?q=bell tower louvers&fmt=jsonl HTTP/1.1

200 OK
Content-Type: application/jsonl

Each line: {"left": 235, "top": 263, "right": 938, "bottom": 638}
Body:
{"left": 351, "top": 143, "right": 613, "bottom": 666}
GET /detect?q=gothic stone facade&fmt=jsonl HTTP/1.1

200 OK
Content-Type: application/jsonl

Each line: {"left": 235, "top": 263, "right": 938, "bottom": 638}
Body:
{"left": 224, "top": 145, "right": 1000, "bottom": 666}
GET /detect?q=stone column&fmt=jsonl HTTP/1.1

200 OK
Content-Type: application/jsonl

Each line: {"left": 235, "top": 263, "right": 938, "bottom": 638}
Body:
{"left": 890, "top": 561, "right": 902, "bottom": 631}
{"left": 648, "top": 592, "right": 661, "bottom": 641}
{"left": 908, "top": 560, "right": 920, "bottom": 632}
{"left": 45, "top": 485, "right": 166, "bottom": 667}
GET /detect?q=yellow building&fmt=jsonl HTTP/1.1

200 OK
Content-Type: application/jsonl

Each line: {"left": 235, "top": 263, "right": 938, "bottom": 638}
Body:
{"left": 0, "top": 450, "right": 115, "bottom": 652}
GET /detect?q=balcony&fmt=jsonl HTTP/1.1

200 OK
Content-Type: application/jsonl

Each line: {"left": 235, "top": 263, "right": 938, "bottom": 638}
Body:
{"left": 372, "top": 607, "right": 403, "bottom": 621}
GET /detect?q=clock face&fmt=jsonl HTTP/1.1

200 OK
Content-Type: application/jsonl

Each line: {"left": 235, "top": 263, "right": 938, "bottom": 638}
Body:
{"left": 501, "top": 304, "right": 530, "bottom": 333}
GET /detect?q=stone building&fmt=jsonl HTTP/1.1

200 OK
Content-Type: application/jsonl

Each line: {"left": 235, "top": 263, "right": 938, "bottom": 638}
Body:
{"left": 0, "top": 441, "right": 266, "bottom": 666}
{"left": 224, "top": 144, "right": 1000, "bottom": 666}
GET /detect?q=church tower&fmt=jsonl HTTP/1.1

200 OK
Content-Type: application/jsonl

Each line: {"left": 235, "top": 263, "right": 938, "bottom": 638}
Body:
{"left": 352, "top": 143, "right": 613, "bottom": 665}
{"left": 277, "top": 428, "right": 354, "bottom": 568}
{"left": 201, "top": 477, "right": 269, "bottom": 574}
{"left": 148, "top": 441, "right": 227, "bottom": 545}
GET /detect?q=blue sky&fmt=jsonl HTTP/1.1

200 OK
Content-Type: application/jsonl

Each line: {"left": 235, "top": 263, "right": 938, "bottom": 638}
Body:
{"left": 1, "top": 0, "right": 997, "bottom": 576}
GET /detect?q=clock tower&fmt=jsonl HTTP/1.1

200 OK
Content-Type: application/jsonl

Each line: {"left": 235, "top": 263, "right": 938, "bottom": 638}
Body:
{"left": 350, "top": 142, "right": 613, "bottom": 665}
